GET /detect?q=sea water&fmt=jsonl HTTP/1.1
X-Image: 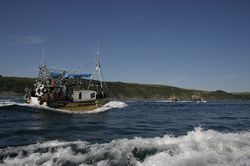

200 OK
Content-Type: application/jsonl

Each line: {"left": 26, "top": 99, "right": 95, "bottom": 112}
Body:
{"left": 0, "top": 99, "right": 250, "bottom": 166}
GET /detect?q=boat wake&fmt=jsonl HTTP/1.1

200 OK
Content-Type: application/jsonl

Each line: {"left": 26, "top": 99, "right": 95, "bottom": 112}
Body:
{"left": 0, "top": 99, "right": 128, "bottom": 114}
{"left": 0, "top": 127, "right": 249, "bottom": 166}
{"left": 0, "top": 99, "right": 26, "bottom": 107}
{"left": 85, "top": 101, "right": 128, "bottom": 113}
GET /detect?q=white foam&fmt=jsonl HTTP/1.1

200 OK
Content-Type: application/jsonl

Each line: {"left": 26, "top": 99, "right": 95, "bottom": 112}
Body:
{"left": 85, "top": 101, "right": 128, "bottom": 113}
{"left": 1, "top": 127, "right": 250, "bottom": 166}
{"left": 29, "top": 97, "right": 41, "bottom": 106}
{"left": 0, "top": 100, "right": 24, "bottom": 107}
{"left": 0, "top": 100, "right": 16, "bottom": 107}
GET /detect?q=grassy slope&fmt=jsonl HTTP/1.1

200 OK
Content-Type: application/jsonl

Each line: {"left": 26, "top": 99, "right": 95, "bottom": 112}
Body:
{"left": 107, "top": 82, "right": 250, "bottom": 100}
{"left": 1, "top": 76, "right": 250, "bottom": 100}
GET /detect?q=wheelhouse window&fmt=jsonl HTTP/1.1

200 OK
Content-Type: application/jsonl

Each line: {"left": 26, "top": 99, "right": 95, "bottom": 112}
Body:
{"left": 91, "top": 93, "right": 95, "bottom": 98}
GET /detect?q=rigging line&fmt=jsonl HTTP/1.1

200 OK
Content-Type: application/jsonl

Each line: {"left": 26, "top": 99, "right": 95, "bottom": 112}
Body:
{"left": 101, "top": 71, "right": 110, "bottom": 94}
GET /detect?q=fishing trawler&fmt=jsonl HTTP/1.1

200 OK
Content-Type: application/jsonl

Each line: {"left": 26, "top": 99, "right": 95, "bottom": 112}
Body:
{"left": 24, "top": 49, "right": 109, "bottom": 111}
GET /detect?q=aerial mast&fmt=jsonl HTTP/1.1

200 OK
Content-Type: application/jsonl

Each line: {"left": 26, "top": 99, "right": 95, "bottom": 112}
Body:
{"left": 96, "top": 40, "right": 103, "bottom": 89}
{"left": 88, "top": 41, "right": 109, "bottom": 96}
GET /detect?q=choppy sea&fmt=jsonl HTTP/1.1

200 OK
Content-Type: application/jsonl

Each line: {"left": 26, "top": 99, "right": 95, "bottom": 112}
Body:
{"left": 0, "top": 99, "right": 250, "bottom": 166}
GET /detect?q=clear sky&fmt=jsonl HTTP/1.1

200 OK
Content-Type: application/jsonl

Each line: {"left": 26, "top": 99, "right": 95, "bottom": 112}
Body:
{"left": 0, "top": 0, "right": 250, "bottom": 92}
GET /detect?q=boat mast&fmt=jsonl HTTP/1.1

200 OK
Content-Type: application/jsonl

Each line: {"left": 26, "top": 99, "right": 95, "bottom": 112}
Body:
{"left": 96, "top": 41, "right": 103, "bottom": 90}
{"left": 38, "top": 47, "right": 48, "bottom": 83}
{"left": 88, "top": 41, "right": 109, "bottom": 95}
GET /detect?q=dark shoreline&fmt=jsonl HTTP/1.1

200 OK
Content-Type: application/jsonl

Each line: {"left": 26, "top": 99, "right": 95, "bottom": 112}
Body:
{"left": 1, "top": 76, "right": 250, "bottom": 101}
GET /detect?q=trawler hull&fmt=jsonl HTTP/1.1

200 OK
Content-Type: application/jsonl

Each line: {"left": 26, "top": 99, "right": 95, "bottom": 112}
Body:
{"left": 28, "top": 97, "right": 109, "bottom": 112}
{"left": 47, "top": 99, "right": 109, "bottom": 111}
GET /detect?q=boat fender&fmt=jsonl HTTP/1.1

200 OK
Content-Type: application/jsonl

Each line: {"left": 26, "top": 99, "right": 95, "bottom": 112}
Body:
{"left": 35, "top": 87, "right": 43, "bottom": 97}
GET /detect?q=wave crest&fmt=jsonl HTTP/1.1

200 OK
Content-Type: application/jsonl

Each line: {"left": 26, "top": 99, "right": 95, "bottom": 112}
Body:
{"left": 1, "top": 127, "right": 250, "bottom": 166}
{"left": 0, "top": 100, "right": 19, "bottom": 107}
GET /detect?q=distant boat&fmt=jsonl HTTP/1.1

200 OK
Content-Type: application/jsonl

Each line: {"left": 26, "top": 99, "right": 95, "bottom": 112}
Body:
{"left": 168, "top": 96, "right": 180, "bottom": 102}
{"left": 192, "top": 95, "right": 206, "bottom": 103}
{"left": 24, "top": 48, "right": 109, "bottom": 111}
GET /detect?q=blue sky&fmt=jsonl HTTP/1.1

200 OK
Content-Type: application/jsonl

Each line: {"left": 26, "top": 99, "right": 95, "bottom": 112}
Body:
{"left": 0, "top": 0, "right": 250, "bottom": 92}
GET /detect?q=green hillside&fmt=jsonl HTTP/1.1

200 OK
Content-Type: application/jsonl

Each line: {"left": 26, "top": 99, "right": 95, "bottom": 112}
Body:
{"left": 1, "top": 76, "right": 250, "bottom": 100}
{"left": 107, "top": 82, "right": 250, "bottom": 100}
{"left": 0, "top": 77, "right": 35, "bottom": 96}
